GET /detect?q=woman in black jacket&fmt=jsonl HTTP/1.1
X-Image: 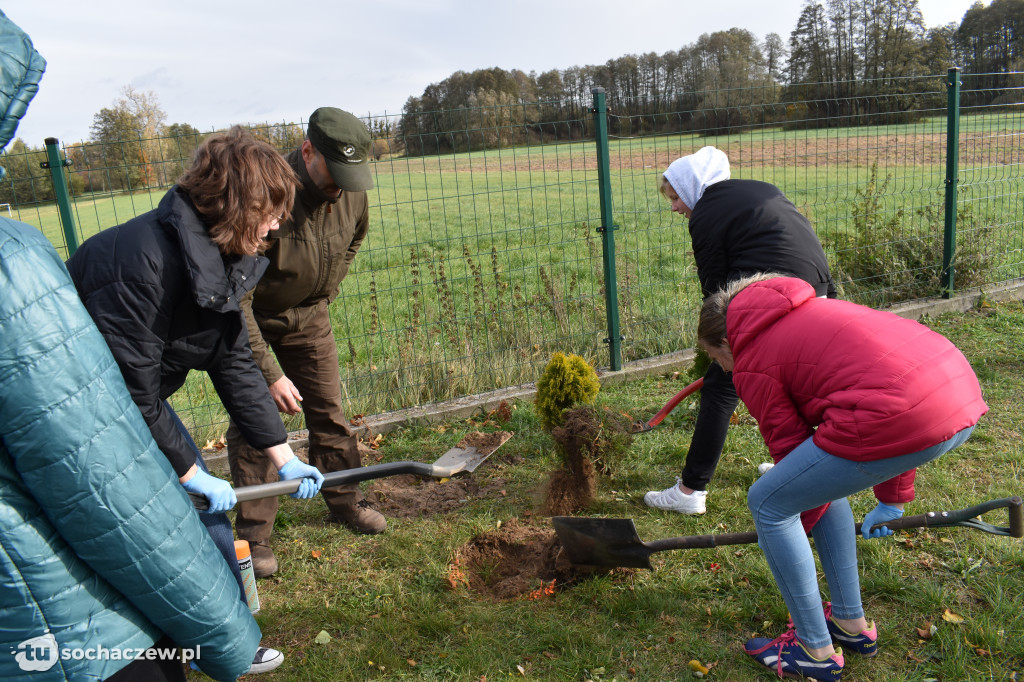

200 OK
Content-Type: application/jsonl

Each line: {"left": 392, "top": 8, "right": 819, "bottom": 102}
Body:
{"left": 643, "top": 146, "right": 836, "bottom": 516}
{"left": 67, "top": 127, "right": 325, "bottom": 675}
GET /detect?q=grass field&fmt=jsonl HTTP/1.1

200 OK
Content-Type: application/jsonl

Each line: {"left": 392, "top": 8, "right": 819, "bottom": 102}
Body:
{"left": 191, "top": 298, "right": 1024, "bottom": 681}
{"left": 11, "top": 112, "right": 1023, "bottom": 438}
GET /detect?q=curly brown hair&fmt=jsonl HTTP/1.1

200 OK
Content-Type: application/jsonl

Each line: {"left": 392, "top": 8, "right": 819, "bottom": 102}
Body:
{"left": 178, "top": 126, "right": 299, "bottom": 256}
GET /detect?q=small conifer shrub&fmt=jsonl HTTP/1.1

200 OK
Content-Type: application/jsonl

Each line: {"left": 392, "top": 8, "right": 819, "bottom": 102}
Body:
{"left": 534, "top": 352, "right": 600, "bottom": 430}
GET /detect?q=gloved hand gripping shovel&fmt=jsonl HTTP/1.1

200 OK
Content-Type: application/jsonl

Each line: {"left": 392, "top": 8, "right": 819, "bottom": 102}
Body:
{"left": 189, "top": 432, "right": 512, "bottom": 511}
{"left": 553, "top": 496, "right": 1024, "bottom": 569}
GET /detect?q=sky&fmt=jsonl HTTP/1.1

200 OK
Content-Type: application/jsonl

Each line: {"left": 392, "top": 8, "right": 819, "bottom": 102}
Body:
{"left": 5, "top": 0, "right": 978, "bottom": 147}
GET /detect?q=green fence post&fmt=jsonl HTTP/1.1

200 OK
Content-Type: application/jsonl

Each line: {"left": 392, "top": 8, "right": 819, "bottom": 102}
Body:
{"left": 941, "top": 67, "right": 961, "bottom": 298}
{"left": 592, "top": 87, "right": 622, "bottom": 371}
{"left": 42, "top": 137, "right": 79, "bottom": 255}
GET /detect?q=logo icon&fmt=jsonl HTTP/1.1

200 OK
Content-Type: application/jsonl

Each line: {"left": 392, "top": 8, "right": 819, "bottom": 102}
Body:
{"left": 15, "top": 632, "right": 58, "bottom": 671}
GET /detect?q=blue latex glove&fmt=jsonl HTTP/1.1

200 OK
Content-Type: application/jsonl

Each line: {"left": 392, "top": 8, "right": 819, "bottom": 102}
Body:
{"left": 278, "top": 456, "right": 325, "bottom": 499}
{"left": 181, "top": 469, "right": 237, "bottom": 513}
{"left": 862, "top": 501, "right": 904, "bottom": 539}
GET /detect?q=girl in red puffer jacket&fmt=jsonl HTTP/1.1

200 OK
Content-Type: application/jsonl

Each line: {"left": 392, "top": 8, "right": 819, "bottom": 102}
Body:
{"left": 697, "top": 274, "right": 986, "bottom": 681}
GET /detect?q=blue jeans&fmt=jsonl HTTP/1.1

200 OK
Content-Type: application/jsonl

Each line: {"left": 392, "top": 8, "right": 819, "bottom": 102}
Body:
{"left": 167, "top": 404, "right": 246, "bottom": 603}
{"left": 747, "top": 425, "right": 975, "bottom": 649}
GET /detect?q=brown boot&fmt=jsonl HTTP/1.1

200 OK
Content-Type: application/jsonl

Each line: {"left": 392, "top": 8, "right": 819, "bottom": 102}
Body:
{"left": 329, "top": 500, "right": 387, "bottom": 534}
{"left": 250, "top": 541, "right": 278, "bottom": 578}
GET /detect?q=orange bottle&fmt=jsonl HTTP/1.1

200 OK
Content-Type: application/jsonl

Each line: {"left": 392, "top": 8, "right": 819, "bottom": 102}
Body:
{"left": 234, "top": 540, "right": 261, "bottom": 613}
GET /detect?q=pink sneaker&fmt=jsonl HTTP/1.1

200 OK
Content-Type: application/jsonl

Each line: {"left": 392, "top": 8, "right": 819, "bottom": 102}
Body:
{"left": 822, "top": 602, "right": 878, "bottom": 657}
{"left": 745, "top": 629, "right": 844, "bottom": 680}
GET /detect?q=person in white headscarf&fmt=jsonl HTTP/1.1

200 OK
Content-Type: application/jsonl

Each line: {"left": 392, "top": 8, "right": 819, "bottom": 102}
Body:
{"left": 660, "top": 145, "right": 732, "bottom": 218}
{"left": 645, "top": 146, "right": 837, "bottom": 515}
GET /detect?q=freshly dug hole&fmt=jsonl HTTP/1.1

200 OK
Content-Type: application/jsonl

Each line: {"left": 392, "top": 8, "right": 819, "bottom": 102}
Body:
{"left": 449, "top": 518, "right": 611, "bottom": 600}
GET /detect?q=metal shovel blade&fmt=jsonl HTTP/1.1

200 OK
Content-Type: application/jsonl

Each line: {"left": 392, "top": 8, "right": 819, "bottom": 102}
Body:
{"left": 433, "top": 429, "right": 514, "bottom": 475}
{"left": 433, "top": 445, "right": 486, "bottom": 474}
{"left": 190, "top": 431, "right": 512, "bottom": 510}
{"left": 552, "top": 516, "right": 659, "bottom": 569}
{"left": 553, "top": 496, "right": 1023, "bottom": 570}
{"left": 552, "top": 515, "right": 756, "bottom": 569}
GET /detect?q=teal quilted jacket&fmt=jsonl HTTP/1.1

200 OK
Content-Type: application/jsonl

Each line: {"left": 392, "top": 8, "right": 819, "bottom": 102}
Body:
{"left": 0, "top": 219, "right": 261, "bottom": 681}
{"left": 0, "top": 9, "right": 46, "bottom": 155}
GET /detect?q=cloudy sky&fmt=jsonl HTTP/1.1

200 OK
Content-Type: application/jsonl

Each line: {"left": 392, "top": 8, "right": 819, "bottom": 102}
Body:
{"left": 6, "top": 0, "right": 975, "bottom": 146}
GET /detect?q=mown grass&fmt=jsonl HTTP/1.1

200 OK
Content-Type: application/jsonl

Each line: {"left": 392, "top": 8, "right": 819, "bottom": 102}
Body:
{"left": 192, "top": 299, "right": 1024, "bottom": 682}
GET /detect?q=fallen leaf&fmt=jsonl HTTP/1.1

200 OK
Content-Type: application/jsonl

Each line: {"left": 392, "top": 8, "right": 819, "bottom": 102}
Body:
{"left": 915, "top": 621, "right": 935, "bottom": 639}
{"left": 314, "top": 630, "right": 332, "bottom": 645}
{"left": 516, "top": 664, "right": 526, "bottom": 675}
{"left": 975, "top": 648, "right": 990, "bottom": 656}
{"left": 311, "top": 549, "right": 322, "bottom": 559}
{"left": 942, "top": 609, "right": 965, "bottom": 624}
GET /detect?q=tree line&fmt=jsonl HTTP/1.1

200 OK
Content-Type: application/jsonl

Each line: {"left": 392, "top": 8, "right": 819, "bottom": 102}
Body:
{"left": 1, "top": 0, "right": 1020, "bottom": 202}
{"left": 0, "top": 86, "right": 307, "bottom": 205}
{"left": 400, "top": 0, "right": 1022, "bottom": 155}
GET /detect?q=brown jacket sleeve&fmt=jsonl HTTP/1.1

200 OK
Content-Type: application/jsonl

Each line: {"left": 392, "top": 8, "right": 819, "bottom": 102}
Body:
{"left": 343, "top": 197, "right": 369, "bottom": 272}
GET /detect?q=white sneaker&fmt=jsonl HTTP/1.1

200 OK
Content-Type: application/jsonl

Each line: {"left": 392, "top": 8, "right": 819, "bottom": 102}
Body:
{"left": 643, "top": 478, "right": 707, "bottom": 514}
{"left": 248, "top": 647, "right": 284, "bottom": 674}
{"left": 757, "top": 462, "right": 775, "bottom": 475}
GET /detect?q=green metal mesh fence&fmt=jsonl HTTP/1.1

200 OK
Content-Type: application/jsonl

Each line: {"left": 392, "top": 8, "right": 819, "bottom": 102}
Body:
{"left": 2, "top": 71, "right": 1021, "bottom": 443}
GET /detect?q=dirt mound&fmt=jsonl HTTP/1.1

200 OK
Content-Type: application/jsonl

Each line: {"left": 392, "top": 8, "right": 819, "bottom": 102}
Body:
{"left": 544, "top": 406, "right": 633, "bottom": 515}
{"left": 455, "top": 430, "right": 512, "bottom": 453}
{"left": 449, "top": 517, "right": 608, "bottom": 600}
{"left": 367, "top": 474, "right": 507, "bottom": 517}
{"left": 365, "top": 431, "right": 512, "bottom": 517}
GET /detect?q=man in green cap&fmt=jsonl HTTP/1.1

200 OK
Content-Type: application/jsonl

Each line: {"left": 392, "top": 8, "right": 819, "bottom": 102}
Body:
{"left": 226, "top": 107, "right": 385, "bottom": 577}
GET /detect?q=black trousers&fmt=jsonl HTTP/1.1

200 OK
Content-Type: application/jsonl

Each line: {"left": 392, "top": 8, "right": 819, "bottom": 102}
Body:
{"left": 680, "top": 361, "right": 739, "bottom": 491}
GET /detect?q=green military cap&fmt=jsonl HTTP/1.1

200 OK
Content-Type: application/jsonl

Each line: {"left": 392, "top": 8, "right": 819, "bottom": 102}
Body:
{"left": 307, "top": 107, "right": 373, "bottom": 191}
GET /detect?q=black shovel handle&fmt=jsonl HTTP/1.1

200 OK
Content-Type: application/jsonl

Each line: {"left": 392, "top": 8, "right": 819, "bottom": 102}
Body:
{"left": 644, "top": 496, "right": 1024, "bottom": 553}
{"left": 188, "top": 460, "right": 439, "bottom": 511}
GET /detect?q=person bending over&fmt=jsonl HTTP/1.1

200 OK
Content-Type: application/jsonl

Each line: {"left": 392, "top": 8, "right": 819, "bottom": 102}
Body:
{"left": 645, "top": 146, "right": 836, "bottom": 515}
{"left": 696, "top": 274, "right": 985, "bottom": 680}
